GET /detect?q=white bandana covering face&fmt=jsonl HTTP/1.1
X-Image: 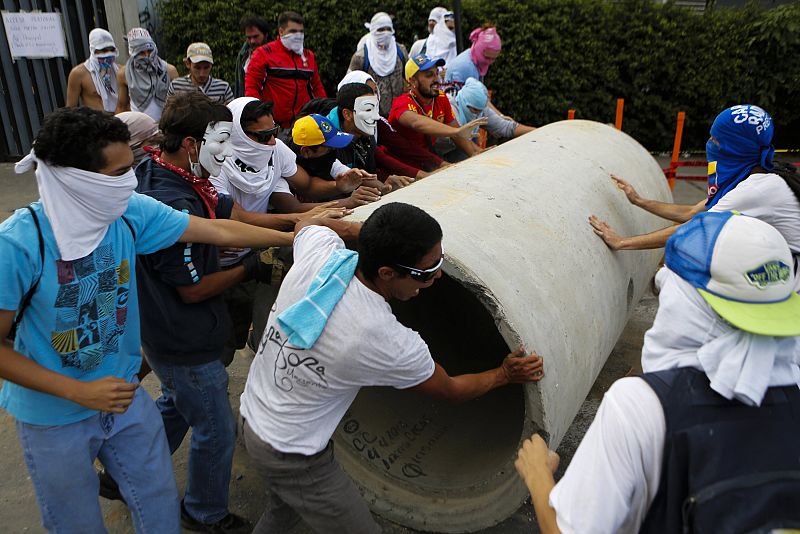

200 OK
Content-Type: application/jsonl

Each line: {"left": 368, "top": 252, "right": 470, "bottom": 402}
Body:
{"left": 366, "top": 13, "right": 397, "bottom": 77}
{"left": 198, "top": 121, "right": 233, "bottom": 177}
{"left": 642, "top": 267, "right": 800, "bottom": 407}
{"left": 353, "top": 95, "right": 380, "bottom": 136}
{"left": 223, "top": 97, "right": 277, "bottom": 194}
{"left": 15, "top": 151, "right": 137, "bottom": 261}
{"left": 281, "top": 33, "right": 305, "bottom": 58}
{"left": 84, "top": 29, "right": 118, "bottom": 112}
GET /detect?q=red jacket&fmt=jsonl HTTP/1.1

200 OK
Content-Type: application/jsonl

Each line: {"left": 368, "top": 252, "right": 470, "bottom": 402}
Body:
{"left": 244, "top": 38, "right": 327, "bottom": 128}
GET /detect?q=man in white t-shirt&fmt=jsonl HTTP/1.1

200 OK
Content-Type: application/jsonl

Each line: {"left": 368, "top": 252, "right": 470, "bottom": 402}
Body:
{"left": 240, "top": 202, "right": 544, "bottom": 533}
{"left": 588, "top": 105, "right": 800, "bottom": 281}
{"left": 212, "top": 97, "right": 354, "bottom": 363}
{"left": 515, "top": 211, "right": 800, "bottom": 534}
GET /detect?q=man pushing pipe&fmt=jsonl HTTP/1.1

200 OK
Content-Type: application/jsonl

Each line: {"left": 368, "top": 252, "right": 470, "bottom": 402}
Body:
{"left": 239, "top": 202, "right": 544, "bottom": 533}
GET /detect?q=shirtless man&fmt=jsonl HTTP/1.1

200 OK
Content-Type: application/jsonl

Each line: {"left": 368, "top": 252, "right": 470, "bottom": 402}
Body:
{"left": 66, "top": 29, "right": 120, "bottom": 112}
{"left": 115, "top": 28, "right": 178, "bottom": 121}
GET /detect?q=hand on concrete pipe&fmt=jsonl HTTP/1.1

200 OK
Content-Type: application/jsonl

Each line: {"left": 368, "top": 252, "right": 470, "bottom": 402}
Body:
{"left": 515, "top": 434, "right": 562, "bottom": 534}
{"left": 611, "top": 174, "right": 643, "bottom": 206}
{"left": 515, "top": 434, "right": 560, "bottom": 484}
{"left": 384, "top": 175, "right": 415, "bottom": 192}
{"left": 588, "top": 215, "right": 624, "bottom": 250}
{"left": 299, "top": 201, "right": 352, "bottom": 221}
{"left": 501, "top": 347, "right": 544, "bottom": 383}
{"left": 345, "top": 186, "right": 382, "bottom": 208}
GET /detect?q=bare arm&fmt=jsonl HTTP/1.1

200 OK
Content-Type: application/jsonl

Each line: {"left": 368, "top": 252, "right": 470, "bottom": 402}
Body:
{"left": 449, "top": 120, "right": 481, "bottom": 157}
{"left": 179, "top": 215, "right": 294, "bottom": 248}
{"left": 397, "top": 111, "right": 487, "bottom": 139}
{"left": 612, "top": 175, "right": 706, "bottom": 223}
{"left": 294, "top": 218, "right": 362, "bottom": 242}
{"left": 283, "top": 168, "right": 382, "bottom": 208}
{"left": 231, "top": 202, "right": 300, "bottom": 231}
{"left": 167, "top": 64, "right": 179, "bottom": 81}
{"left": 588, "top": 217, "right": 680, "bottom": 251}
{"left": 0, "top": 311, "right": 138, "bottom": 413}
{"left": 514, "top": 123, "right": 536, "bottom": 137}
{"left": 231, "top": 201, "right": 350, "bottom": 231}
{"left": 66, "top": 66, "right": 82, "bottom": 107}
{"left": 411, "top": 347, "right": 543, "bottom": 403}
{"left": 515, "top": 434, "right": 562, "bottom": 534}
{"left": 115, "top": 68, "right": 129, "bottom": 113}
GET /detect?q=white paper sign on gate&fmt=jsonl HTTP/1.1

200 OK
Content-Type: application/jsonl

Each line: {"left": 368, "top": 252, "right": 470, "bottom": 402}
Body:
{"left": 2, "top": 11, "right": 68, "bottom": 59}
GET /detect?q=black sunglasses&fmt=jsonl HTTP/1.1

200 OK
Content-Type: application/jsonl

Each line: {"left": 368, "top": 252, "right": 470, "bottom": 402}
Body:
{"left": 245, "top": 126, "right": 280, "bottom": 143}
{"left": 393, "top": 249, "right": 444, "bottom": 282}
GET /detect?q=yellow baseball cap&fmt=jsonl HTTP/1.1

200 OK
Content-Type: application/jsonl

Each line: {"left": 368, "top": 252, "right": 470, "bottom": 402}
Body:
{"left": 405, "top": 53, "right": 445, "bottom": 81}
{"left": 292, "top": 114, "right": 354, "bottom": 148}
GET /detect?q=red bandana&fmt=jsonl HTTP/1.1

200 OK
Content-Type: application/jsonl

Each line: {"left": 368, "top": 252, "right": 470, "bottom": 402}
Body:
{"left": 145, "top": 147, "right": 219, "bottom": 218}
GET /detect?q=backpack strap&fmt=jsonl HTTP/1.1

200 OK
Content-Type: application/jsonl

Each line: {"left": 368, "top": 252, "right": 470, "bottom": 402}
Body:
{"left": 396, "top": 43, "right": 406, "bottom": 63}
{"left": 362, "top": 43, "right": 370, "bottom": 72}
{"left": 121, "top": 215, "right": 136, "bottom": 240}
{"left": 8, "top": 206, "right": 45, "bottom": 341}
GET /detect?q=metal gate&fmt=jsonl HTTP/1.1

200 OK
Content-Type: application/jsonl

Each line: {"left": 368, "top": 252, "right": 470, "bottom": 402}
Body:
{"left": 0, "top": 0, "right": 107, "bottom": 160}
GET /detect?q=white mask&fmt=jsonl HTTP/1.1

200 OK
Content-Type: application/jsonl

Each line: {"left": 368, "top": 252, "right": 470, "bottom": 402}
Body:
{"left": 281, "top": 33, "right": 305, "bottom": 56}
{"left": 374, "top": 30, "right": 393, "bottom": 48}
{"left": 198, "top": 121, "right": 233, "bottom": 177}
{"left": 353, "top": 95, "right": 380, "bottom": 137}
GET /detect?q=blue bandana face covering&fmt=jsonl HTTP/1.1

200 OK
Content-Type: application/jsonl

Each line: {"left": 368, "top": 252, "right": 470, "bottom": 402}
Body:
{"left": 705, "top": 104, "right": 775, "bottom": 208}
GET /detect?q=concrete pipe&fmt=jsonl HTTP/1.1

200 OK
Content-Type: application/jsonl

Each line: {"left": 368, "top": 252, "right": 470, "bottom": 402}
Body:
{"left": 334, "top": 120, "right": 673, "bottom": 532}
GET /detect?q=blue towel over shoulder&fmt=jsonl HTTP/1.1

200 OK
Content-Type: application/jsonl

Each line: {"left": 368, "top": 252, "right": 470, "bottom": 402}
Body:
{"left": 277, "top": 248, "right": 359, "bottom": 349}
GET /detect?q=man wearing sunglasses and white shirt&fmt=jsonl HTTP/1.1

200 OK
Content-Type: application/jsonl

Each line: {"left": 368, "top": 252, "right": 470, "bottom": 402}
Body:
{"left": 239, "top": 202, "right": 545, "bottom": 533}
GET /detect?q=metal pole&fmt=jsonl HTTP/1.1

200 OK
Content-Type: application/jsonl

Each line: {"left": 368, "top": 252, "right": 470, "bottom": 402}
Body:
{"left": 453, "top": 0, "right": 464, "bottom": 53}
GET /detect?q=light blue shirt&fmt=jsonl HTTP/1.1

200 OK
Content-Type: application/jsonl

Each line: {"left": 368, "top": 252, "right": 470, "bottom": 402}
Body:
{"left": 445, "top": 49, "right": 481, "bottom": 86}
{"left": 0, "top": 193, "right": 189, "bottom": 425}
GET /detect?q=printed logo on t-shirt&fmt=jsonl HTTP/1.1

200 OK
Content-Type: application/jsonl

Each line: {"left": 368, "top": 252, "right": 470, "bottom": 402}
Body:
{"left": 263, "top": 325, "right": 328, "bottom": 392}
{"left": 51, "top": 244, "right": 129, "bottom": 370}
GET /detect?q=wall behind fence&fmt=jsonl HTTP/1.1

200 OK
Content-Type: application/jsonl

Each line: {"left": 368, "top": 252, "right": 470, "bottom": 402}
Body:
{"left": 158, "top": 0, "right": 800, "bottom": 151}
{"left": 0, "top": 0, "right": 108, "bottom": 160}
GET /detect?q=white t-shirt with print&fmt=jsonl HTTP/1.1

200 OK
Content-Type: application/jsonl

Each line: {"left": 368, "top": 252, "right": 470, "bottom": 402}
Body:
{"left": 211, "top": 140, "right": 296, "bottom": 266}
{"left": 240, "top": 225, "right": 436, "bottom": 455}
{"left": 212, "top": 139, "right": 296, "bottom": 213}
{"left": 549, "top": 377, "right": 665, "bottom": 534}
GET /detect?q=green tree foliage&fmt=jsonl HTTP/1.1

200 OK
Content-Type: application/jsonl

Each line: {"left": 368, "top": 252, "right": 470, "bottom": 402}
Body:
{"left": 158, "top": 0, "right": 800, "bottom": 150}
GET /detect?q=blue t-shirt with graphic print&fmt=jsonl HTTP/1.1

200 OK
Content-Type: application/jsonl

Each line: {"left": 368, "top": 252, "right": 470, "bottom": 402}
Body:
{"left": 0, "top": 193, "right": 190, "bottom": 425}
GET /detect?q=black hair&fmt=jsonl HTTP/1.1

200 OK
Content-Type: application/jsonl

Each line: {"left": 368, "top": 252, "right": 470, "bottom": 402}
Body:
{"left": 240, "top": 100, "right": 274, "bottom": 130}
{"left": 159, "top": 92, "right": 232, "bottom": 153}
{"left": 278, "top": 11, "right": 304, "bottom": 28}
{"left": 32, "top": 107, "right": 130, "bottom": 172}
{"left": 297, "top": 97, "right": 337, "bottom": 119}
{"left": 240, "top": 15, "right": 270, "bottom": 35}
{"left": 336, "top": 83, "right": 375, "bottom": 123}
{"left": 357, "top": 202, "right": 443, "bottom": 280}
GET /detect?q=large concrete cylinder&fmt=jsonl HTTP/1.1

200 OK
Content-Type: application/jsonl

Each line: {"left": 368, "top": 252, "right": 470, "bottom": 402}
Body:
{"left": 334, "top": 120, "right": 673, "bottom": 532}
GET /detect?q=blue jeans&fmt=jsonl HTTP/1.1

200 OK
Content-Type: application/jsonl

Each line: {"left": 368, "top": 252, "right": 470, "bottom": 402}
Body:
{"left": 146, "top": 357, "right": 236, "bottom": 524}
{"left": 16, "top": 386, "right": 179, "bottom": 534}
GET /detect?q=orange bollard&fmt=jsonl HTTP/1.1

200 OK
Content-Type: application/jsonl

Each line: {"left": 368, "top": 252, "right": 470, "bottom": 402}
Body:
{"left": 567, "top": 109, "right": 575, "bottom": 120}
{"left": 668, "top": 111, "right": 686, "bottom": 191}
{"left": 615, "top": 98, "right": 624, "bottom": 130}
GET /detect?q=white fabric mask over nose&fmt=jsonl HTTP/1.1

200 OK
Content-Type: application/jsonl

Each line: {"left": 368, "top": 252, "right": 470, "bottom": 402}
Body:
{"left": 15, "top": 151, "right": 137, "bottom": 261}
{"left": 353, "top": 95, "right": 380, "bottom": 136}
{"left": 281, "top": 33, "right": 305, "bottom": 57}
{"left": 199, "top": 121, "right": 233, "bottom": 177}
